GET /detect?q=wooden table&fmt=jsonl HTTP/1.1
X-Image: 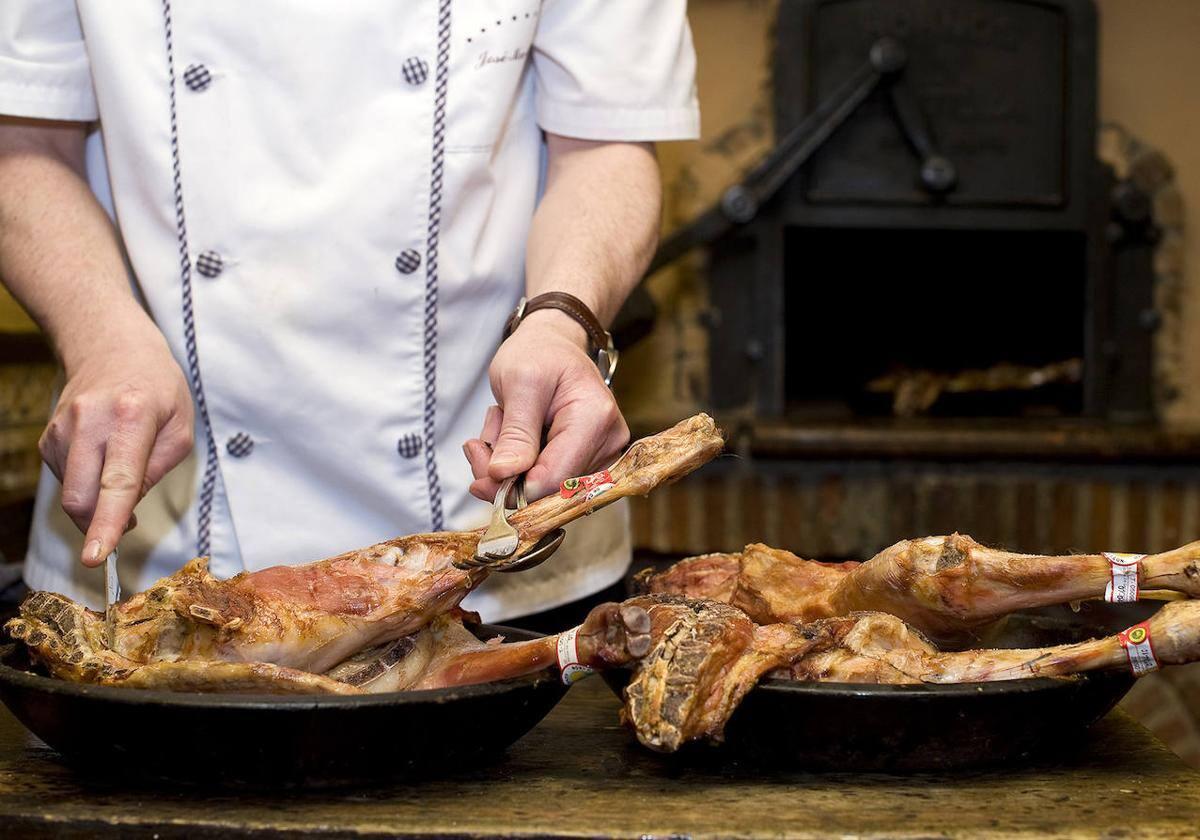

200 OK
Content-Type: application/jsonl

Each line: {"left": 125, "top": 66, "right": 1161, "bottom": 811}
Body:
{"left": 1, "top": 679, "right": 1197, "bottom": 839}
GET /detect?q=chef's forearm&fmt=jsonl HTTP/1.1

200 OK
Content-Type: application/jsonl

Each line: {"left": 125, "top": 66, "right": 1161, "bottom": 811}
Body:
{"left": 0, "top": 118, "right": 159, "bottom": 371}
{"left": 523, "top": 135, "right": 661, "bottom": 332}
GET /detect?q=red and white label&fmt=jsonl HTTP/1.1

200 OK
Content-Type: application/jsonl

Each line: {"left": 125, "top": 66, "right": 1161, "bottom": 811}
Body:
{"left": 1118, "top": 621, "right": 1159, "bottom": 676}
{"left": 1102, "top": 552, "right": 1144, "bottom": 603}
{"left": 556, "top": 626, "right": 594, "bottom": 685}
{"left": 560, "top": 469, "right": 615, "bottom": 502}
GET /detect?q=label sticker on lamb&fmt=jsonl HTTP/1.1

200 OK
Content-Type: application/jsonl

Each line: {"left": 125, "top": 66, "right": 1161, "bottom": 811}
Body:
{"left": 1102, "top": 552, "right": 1144, "bottom": 603}
{"left": 560, "top": 469, "right": 615, "bottom": 502}
{"left": 1118, "top": 621, "right": 1159, "bottom": 675}
{"left": 556, "top": 626, "right": 594, "bottom": 685}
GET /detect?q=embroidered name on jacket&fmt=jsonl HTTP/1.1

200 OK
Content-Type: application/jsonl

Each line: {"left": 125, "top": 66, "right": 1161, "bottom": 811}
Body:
{"left": 475, "top": 48, "right": 528, "bottom": 70}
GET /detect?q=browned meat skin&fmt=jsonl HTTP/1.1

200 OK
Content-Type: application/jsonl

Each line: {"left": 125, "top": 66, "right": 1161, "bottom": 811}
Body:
{"left": 338, "top": 601, "right": 654, "bottom": 693}
{"left": 616, "top": 595, "right": 1200, "bottom": 752}
{"left": 635, "top": 545, "right": 857, "bottom": 624}
{"left": 786, "top": 599, "right": 1200, "bottom": 685}
{"left": 639, "top": 533, "right": 1200, "bottom": 645}
{"left": 6, "top": 593, "right": 652, "bottom": 695}
{"left": 9, "top": 414, "right": 723, "bottom": 679}
{"left": 620, "top": 595, "right": 827, "bottom": 752}
{"left": 405, "top": 601, "right": 652, "bottom": 691}
{"left": 6, "top": 591, "right": 358, "bottom": 695}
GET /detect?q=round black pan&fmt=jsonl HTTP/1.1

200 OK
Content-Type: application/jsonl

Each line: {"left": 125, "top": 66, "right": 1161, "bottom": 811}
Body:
{"left": 603, "top": 603, "right": 1147, "bottom": 771}
{"left": 0, "top": 624, "right": 566, "bottom": 788}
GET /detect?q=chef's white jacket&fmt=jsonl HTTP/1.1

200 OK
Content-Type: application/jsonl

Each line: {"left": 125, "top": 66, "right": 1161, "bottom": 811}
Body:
{"left": 0, "top": 2, "right": 699, "bottom": 620}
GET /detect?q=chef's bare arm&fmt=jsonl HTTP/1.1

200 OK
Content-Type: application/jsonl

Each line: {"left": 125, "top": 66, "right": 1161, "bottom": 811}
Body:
{"left": 0, "top": 117, "right": 194, "bottom": 567}
{"left": 464, "top": 135, "right": 661, "bottom": 500}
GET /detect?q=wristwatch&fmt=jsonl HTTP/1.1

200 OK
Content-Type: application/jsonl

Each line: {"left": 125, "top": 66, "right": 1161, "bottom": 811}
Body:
{"left": 503, "top": 291, "right": 619, "bottom": 387}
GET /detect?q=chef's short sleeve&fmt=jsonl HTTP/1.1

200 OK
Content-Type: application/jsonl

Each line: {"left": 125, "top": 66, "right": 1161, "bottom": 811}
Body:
{"left": 532, "top": 0, "right": 699, "bottom": 142}
{"left": 0, "top": 1, "right": 97, "bottom": 121}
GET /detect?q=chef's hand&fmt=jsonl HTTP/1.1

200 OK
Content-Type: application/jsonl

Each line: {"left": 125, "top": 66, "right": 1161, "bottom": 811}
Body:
{"left": 39, "top": 322, "right": 195, "bottom": 567}
{"left": 463, "top": 311, "right": 629, "bottom": 501}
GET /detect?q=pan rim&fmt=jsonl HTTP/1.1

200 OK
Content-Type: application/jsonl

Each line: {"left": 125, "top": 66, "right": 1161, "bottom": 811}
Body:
{"left": 0, "top": 623, "right": 559, "bottom": 709}
{"left": 603, "top": 665, "right": 1128, "bottom": 698}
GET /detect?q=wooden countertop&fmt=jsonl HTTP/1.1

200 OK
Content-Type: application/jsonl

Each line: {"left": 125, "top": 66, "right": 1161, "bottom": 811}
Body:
{"left": 1, "top": 679, "right": 1198, "bottom": 839}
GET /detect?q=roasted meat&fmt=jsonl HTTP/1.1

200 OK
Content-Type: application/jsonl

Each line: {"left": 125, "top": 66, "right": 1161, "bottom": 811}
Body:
{"left": 637, "top": 534, "right": 1200, "bottom": 644}
{"left": 619, "top": 594, "right": 1200, "bottom": 752}
{"left": 7, "top": 594, "right": 652, "bottom": 695}
{"left": 6, "top": 414, "right": 722, "bottom": 688}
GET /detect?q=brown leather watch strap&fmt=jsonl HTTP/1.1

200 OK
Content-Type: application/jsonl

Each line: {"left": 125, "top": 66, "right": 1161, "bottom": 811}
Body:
{"left": 504, "top": 291, "right": 619, "bottom": 386}
{"left": 504, "top": 292, "right": 607, "bottom": 349}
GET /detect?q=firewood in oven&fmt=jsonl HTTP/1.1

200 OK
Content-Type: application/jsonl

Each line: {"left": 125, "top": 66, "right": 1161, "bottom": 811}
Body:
{"left": 866, "top": 358, "right": 1083, "bottom": 416}
{"left": 4, "top": 414, "right": 722, "bottom": 688}
{"left": 636, "top": 534, "right": 1200, "bottom": 646}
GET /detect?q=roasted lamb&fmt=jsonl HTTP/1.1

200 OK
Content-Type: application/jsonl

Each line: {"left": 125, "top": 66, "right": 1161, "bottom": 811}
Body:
{"left": 619, "top": 594, "right": 1200, "bottom": 752}
{"left": 6, "top": 414, "right": 722, "bottom": 691}
{"left": 7, "top": 594, "right": 652, "bottom": 695}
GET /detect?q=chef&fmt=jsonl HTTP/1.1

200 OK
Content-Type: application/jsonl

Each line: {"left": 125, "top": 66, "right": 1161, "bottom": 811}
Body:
{"left": 0, "top": 2, "right": 699, "bottom": 622}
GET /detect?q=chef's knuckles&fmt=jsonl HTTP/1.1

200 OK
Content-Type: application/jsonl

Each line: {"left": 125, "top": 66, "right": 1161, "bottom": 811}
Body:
{"left": 474, "top": 321, "right": 628, "bottom": 500}
{"left": 40, "top": 354, "right": 195, "bottom": 554}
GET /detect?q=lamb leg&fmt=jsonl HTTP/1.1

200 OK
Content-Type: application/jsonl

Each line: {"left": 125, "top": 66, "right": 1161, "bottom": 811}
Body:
{"left": 829, "top": 534, "right": 1200, "bottom": 644}
{"left": 640, "top": 533, "right": 1200, "bottom": 645}
{"left": 788, "top": 599, "right": 1200, "bottom": 684}
{"left": 407, "top": 602, "right": 652, "bottom": 690}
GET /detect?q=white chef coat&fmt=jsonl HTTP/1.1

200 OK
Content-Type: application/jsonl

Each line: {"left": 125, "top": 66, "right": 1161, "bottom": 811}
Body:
{"left": 0, "top": 1, "right": 699, "bottom": 620}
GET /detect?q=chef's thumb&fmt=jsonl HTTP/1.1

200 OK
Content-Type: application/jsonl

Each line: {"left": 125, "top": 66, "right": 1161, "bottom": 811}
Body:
{"left": 488, "top": 391, "right": 549, "bottom": 480}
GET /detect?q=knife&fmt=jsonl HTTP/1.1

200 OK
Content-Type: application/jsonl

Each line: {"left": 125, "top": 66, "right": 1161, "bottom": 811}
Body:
{"left": 104, "top": 548, "right": 120, "bottom": 649}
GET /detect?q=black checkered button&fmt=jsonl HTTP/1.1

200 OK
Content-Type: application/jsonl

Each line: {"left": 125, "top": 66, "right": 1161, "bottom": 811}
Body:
{"left": 226, "top": 432, "right": 254, "bottom": 458}
{"left": 183, "top": 64, "right": 213, "bottom": 92}
{"left": 394, "top": 250, "right": 421, "bottom": 275}
{"left": 196, "top": 251, "right": 224, "bottom": 278}
{"left": 397, "top": 433, "right": 422, "bottom": 459}
{"left": 402, "top": 57, "right": 429, "bottom": 86}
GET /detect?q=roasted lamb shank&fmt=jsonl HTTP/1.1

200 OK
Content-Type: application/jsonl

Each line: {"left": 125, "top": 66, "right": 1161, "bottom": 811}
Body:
{"left": 637, "top": 534, "right": 1200, "bottom": 644}
{"left": 7, "top": 414, "right": 722, "bottom": 690}
{"left": 619, "top": 594, "right": 1200, "bottom": 752}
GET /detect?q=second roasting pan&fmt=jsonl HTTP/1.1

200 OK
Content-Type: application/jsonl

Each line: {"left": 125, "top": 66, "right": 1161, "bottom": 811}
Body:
{"left": 603, "top": 602, "right": 1146, "bottom": 771}
{"left": 0, "top": 623, "right": 567, "bottom": 789}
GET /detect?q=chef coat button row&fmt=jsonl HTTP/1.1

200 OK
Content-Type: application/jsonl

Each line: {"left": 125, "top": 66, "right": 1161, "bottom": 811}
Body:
{"left": 183, "top": 64, "right": 213, "bottom": 92}
{"left": 397, "top": 434, "right": 422, "bottom": 459}
{"left": 402, "top": 57, "right": 429, "bottom": 86}
{"left": 395, "top": 250, "right": 422, "bottom": 274}
{"left": 226, "top": 433, "right": 254, "bottom": 458}
{"left": 196, "top": 251, "right": 224, "bottom": 278}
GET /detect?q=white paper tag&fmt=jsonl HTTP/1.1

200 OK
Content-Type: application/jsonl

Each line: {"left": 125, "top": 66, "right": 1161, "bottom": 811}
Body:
{"left": 556, "top": 626, "right": 594, "bottom": 685}
{"left": 1118, "top": 622, "right": 1159, "bottom": 675}
{"left": 1102, "top": 552, "right": 1144, "bottom": 603}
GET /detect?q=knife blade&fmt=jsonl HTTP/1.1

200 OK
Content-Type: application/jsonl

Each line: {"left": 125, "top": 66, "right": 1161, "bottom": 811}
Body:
{"left": 104, "top": 548, "right": 120, "bottom": 649}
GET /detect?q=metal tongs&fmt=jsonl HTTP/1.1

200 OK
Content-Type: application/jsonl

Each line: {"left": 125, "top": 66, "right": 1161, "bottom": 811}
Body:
{"left": 456, "top": 475, "right": 566, "bottom": 573}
